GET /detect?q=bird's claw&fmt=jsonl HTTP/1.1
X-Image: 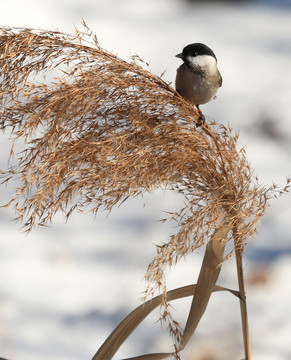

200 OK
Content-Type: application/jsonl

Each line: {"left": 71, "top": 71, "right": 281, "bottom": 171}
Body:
{"left": 196, "top": 109, "right": 205, "bottom": 127}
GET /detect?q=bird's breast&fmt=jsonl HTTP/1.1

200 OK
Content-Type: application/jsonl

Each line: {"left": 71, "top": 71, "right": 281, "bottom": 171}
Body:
{"left": 175, "top": 63, "right": 220, "bottom": 105}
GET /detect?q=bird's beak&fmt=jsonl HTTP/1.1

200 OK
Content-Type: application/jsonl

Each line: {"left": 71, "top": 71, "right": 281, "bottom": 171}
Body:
{"left": 175, "top": 53, "right": 183, "bottom": 59}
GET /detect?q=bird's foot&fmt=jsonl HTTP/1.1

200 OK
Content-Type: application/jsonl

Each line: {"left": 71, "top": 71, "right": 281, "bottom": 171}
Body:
{"left": 196, "top": 108, "right": 205, "bottom": 127}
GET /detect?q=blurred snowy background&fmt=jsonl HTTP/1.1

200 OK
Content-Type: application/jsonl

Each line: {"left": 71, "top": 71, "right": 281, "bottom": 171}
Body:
{"left": 0, "top": 0, "right": 291, "bottom": 359}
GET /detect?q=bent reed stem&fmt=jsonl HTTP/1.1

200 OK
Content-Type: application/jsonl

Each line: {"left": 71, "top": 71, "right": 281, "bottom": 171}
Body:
{"left": 234, "top": 233, "right": 252, "bottom": 360}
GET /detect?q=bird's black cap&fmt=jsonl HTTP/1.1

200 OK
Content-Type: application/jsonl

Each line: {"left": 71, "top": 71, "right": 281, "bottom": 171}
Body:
{"left": 176, "top": 43, "right": 217, "bottom": 60}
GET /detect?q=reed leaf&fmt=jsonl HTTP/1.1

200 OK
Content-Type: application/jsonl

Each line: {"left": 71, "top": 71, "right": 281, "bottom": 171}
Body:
{"left": 178, "top": 223, "right": 231, "bottom": 351}
{"left": 93, "top": 283, "right": 238, "bottom": 360}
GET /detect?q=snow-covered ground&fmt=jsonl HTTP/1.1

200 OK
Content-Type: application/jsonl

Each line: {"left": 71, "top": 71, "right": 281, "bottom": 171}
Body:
{"left": 0, "top": 1, "right": 291, "bottom": 359}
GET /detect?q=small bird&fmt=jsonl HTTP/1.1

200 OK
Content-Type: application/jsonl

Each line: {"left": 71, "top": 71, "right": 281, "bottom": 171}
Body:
{"left": 175, "top": 43, "right": 222, "bottom": 126}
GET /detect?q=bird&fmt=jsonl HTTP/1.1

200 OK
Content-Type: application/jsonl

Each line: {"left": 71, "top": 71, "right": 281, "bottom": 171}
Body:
{"left": 175, "top": 43, "right": 222, "bottom": 126}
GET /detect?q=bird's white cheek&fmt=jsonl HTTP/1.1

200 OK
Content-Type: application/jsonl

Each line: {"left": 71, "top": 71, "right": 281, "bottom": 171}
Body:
{"left": 187, "top": 55, "right": 217, "bottom": 71}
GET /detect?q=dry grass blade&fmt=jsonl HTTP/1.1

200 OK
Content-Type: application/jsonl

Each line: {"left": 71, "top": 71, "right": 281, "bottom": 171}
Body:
{"left": 93, "top": 284, "right": 238, "bottom": 360}
{"left": 121, "top": 355, "right": 171, "bottom": 360}
{"left": 178, "top": 223, "right": 231, "bottom": 351}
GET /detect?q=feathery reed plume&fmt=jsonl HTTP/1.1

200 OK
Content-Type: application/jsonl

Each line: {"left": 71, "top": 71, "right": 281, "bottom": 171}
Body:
{"left": 1, "top": 24, "right": 287, "bottom": 359}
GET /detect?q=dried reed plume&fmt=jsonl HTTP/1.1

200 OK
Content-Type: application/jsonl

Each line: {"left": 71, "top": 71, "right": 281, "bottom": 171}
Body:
{"left": 0, "top": 24, "right": 285, "bottom": 359}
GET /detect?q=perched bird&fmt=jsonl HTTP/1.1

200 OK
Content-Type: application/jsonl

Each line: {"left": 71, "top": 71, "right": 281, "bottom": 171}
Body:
{"left": 175, "top": 43, "right": 222, "bottom": 126}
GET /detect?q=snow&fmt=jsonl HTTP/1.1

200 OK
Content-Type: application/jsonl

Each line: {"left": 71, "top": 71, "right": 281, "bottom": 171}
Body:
{"left": 1, "top": 1, "right": 291, "bottom": 359}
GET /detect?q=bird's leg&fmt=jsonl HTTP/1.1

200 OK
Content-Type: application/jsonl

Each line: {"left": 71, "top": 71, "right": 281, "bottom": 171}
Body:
{"left": 195, "top": 105, "right": 205, "bottom": 127}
